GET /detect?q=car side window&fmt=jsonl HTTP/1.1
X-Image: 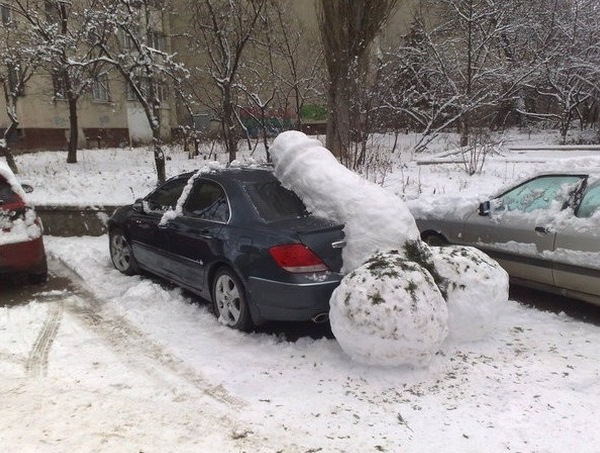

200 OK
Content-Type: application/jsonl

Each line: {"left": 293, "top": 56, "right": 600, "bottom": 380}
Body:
{"left": 0, "top": 180, "right": 21, "bottom": 207}
{"left": 184, "top": 181, "right": 229, "bottom": 222}
{"left": 492, "top": 175, "right": 583, "bottom": 213}
{"left": 577, "top": 183, "right": 600, "bottom": 218}
{"left": 145, "top": 178, "right": 187, "bottom": 213}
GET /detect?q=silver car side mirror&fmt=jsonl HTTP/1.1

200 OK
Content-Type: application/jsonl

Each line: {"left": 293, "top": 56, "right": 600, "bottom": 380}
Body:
{"left": 479, "top": 200, "right": 491, "bottom": 216}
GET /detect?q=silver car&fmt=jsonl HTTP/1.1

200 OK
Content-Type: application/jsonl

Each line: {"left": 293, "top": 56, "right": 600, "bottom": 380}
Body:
{"left": 413, "top": 172, "right": 600, "bottom": 305}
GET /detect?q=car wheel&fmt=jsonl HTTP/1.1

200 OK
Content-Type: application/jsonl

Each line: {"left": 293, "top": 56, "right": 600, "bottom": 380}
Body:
{"left": 110, "top": 228, "right": 139, "bottom": 275}
{"left": 422, "top": 233, "right": 448, "bottom": 247}
{"left": 212, "top": 268, "right": 253, "bottom": 331}
{"left": 28, "top": 255, "right": 48, "bottom": 284}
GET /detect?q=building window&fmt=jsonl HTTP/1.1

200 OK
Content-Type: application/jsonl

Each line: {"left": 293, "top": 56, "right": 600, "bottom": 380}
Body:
{"left": 44, "top": 0, "right": 61, "bottom": 22}
{"left": 52, "top": 73, "right": 68, "bottom": 100}
{"left": 126, "top": 78, "right": 168, "bottom": 103}
{"left": 121, "top": 27, "right": 140, "bottom": 51}
{"left": 126, "top": 80, "right": 138, "bottom": 101}
{"left": 155, "top": 80, "right": 168, "bottom": 102}
{"left": 1, "top": 3, "right": 12, "bottom": 25}
{"left": 148, "top": 30, "right": 166, "bottom": 51}
{"left": 92, "top": 74, "right": 110, "bottom": 102}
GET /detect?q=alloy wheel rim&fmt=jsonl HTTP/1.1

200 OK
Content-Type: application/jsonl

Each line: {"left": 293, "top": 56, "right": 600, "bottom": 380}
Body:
{"left": 111, "top": 234, "right": 131, "bottom": 271}
{"left": 215, "top": 274, "right": 241, "bottom": 325}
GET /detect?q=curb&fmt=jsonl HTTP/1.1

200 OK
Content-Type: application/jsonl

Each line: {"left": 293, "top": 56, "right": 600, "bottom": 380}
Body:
{"left": 36, "top": 205, "right": 122, "bottom": 237}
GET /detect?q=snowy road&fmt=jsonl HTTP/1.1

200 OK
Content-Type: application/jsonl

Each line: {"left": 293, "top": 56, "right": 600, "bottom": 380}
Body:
{"left": 0, "top": 259, "right": 309, "bottom": 452}
{"left": 2, "top": 236, "right": 600, "bottom": 452}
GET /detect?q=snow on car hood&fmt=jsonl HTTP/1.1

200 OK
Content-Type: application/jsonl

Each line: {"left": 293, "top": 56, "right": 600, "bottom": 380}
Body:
{"left": 406, "top": 193, "right": 485, "bottom": 221}
{"left": 0, "top": 208, "right": 42, "bottom": 245}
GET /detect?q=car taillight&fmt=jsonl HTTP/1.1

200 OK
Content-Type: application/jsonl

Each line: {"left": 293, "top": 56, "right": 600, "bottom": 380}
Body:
{"left": 269, "top": 244, "right": 329, "bottom": 273}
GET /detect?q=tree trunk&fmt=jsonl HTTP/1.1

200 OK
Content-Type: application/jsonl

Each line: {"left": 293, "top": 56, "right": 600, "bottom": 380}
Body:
{"left": 67, "top": 98, "right": 78, "bottom": 164}
{"left": 223, "top": 85, "right": 238, "bottom": 163}
{"left": 1, "top": 144, "right": 18, "bottom": 174}
{"left": 326, "top": 78, "right": 350, "bottom": 162}
{"left": 460, "top": 114, "right": 470, "bottom": 147}
{"left": 1, "top": 122, "right": 19, "bottom": 174}
{"left": 152, "top": 131, "right": 166, "bottom": 184}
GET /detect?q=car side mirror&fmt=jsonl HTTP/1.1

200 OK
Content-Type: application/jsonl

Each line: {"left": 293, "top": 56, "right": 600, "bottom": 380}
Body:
{"left": 132, "top": 198, "right": 145, "bottom": 213}
{"left": 21, "top": 183, "right": 34, "bottom": 193}
{"left": 479, "top": 200, "right": 491, "bottom": 216}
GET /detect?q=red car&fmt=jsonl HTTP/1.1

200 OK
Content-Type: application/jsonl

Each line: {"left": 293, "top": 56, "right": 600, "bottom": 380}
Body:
{"left": 0, "top": 162, "right": 47, "bottom": 284}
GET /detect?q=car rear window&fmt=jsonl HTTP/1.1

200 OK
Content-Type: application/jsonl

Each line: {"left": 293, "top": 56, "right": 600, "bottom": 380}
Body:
{"left": 0, "top": 180, "right": 22, "bottom": 207}
{"left": 245, "top": 181, "right": 308, "bottom": 222}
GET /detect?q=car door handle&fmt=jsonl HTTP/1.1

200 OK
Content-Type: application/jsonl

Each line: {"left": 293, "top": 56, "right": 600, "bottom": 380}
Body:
{"left": 534, "top": 226, "right": 549, "bottom": 235}
{"left": 198, "top": 230, "right": 214, "bottom": 239}
{"left": 158, "top": 222, "right": 178, "bottom": 230}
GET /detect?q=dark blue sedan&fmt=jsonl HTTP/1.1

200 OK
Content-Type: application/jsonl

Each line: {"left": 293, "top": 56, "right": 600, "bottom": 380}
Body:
{"left": 108, "top": 167, "right": 345, "bottom": 330}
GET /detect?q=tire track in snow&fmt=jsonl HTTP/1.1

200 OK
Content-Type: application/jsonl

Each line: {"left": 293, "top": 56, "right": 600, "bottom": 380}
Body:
{"left": 49, "top": 256, "right": 244, "bottom": 409}
{"left": 47, "top": 256, "right": 311, "bottom": 452}
{"left": 43, "top": 254, "right": 314, "bottom": 453}
{"left": 25, "top": 301, "right": 64, "bottom": 378}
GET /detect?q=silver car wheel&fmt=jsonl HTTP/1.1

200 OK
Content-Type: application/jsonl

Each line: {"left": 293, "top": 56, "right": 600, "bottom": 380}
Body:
{"left": 110, "top": 231, "right": 134, "bottom": 273}
{"left": 214, "top": 273, "right": 242, "bottom": 325}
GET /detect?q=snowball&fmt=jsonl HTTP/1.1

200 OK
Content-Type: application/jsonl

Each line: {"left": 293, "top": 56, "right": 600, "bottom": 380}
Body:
{"left": 403, "top": 241, "right": 509, "bottom": 343}
{"left": 329, "top": 250, "right": 448, "bottom": 367}
{"left": 270, "top": 131, "right": 420, "bottom": 271}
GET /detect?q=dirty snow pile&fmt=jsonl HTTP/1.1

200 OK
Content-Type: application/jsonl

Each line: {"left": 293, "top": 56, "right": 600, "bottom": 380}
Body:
{"left": 270, "top": 131, "right": 509, "bottom": 367}
{"left": 409, "top": 241, "right": 510, "bottom": 343}
{"left": 330, "top": 249, "right": 449, "bottom": 367}
{"left": 0, "top": 162, "right": 43, "bottom": 245}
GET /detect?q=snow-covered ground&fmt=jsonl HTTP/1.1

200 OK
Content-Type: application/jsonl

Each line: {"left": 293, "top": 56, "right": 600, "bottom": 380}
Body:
{"left": 3, "top": 130, "right": 600, "bottom": 452}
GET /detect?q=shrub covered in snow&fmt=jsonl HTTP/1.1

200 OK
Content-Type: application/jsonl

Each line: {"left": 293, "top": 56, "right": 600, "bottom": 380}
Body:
{"left": 329, "top": 250, "right": 448, "bottom": 367}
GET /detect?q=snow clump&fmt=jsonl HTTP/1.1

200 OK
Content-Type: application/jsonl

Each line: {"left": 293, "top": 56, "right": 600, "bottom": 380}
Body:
{"left": 270, "top": 131, "right": 420, "bottom": 272}
{"left": 329, "top": 250, "right": 448, "bottom": 367}
{"left": 423, "top": 244, "right": 509, "bottom": 343}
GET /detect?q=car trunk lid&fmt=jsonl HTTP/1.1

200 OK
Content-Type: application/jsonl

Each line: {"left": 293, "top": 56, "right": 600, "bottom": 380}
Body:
{"left": 270, "top": 216, "right": 345, "bottom": 272}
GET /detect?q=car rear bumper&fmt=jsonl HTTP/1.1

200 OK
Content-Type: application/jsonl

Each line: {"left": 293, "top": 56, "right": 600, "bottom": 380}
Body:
{"left": 0, "top": 236, "right": 46, "bottom": 275}
{"left": 247, "top": 273, "right": 342, "bottom": 322}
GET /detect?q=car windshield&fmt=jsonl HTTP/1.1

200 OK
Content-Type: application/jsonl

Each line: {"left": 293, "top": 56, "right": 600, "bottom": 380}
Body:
{"left": 245, "top": 181, "right": 309, "bottom": 222}
{"left": 577, "top": 181, "right": 600, "bottom": 218}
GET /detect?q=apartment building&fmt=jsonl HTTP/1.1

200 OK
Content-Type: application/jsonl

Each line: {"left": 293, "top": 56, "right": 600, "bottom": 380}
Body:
{"left": 0, "top": 0, "right": 415, "bottom": 151}
{"left": 0, "top": 0, "right": 176, "bottom": 151}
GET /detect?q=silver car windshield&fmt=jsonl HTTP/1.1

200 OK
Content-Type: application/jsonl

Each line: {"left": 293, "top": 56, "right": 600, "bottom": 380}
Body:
{"left": 492, "top": 175, "right": 584, "bottom": 213}
{"left": 577, "top": 182, "right": 600, "bottom": 218}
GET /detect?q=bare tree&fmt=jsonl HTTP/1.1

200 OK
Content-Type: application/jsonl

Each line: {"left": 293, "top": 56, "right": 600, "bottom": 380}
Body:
{"left": 184, "top": 0, "right": 267, "bottom": 163}
{"left": 0, "top": 11, "right": 42, "bottom": 173}
{"left": 11, "top": 0, "right": 113, "bottom": 164}
{"left": 376, "top": 0, "right": 545, "bottom": 152}
{"left": 234, "top": 1, "right": 325, "bottom": 159}
{"left": 318, "top": 0, "right": 399, "bottom": 163}
{"left": 94, "top": 0, "right": 187, "bottom": 184}
{"left": 517, "top": 0, "right": 600, "bottom": 143}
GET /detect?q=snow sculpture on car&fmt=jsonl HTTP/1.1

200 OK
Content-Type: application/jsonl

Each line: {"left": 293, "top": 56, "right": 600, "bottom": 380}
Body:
{"left": 270, "top": 131, "right": 508, "bottom": 367}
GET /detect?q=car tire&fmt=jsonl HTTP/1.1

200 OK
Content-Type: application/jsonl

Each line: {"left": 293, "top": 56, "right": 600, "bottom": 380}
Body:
{"left": 422, "top": 233, "right": 448, "bottom": 247}
{"left": 212, "top": 267, "right": 253, "bottom": 331}
{"left": 28, "top": 255, "right": 48, "bottom": 284}
{"left": 109, "top": 228, "right": 139, "bottom": 275}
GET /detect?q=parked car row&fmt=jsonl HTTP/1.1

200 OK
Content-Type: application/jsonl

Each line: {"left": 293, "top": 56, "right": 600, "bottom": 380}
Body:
{"left": 5, "top": 156, "right": 598, "bottom": 327}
